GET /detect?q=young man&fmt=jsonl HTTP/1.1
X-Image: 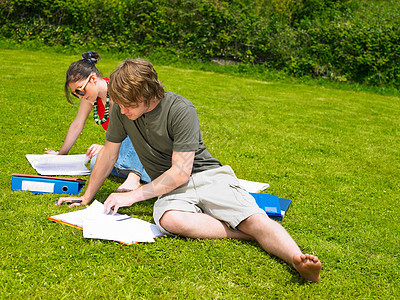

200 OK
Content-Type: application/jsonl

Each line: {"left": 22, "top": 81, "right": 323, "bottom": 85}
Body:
{"left": 58, "top": 58, "right": 321, "bottom": 282}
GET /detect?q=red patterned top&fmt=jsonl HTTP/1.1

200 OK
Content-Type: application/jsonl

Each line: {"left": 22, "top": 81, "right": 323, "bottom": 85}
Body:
{"left": 94, "top": 77, "right": 110, "bottom": 130}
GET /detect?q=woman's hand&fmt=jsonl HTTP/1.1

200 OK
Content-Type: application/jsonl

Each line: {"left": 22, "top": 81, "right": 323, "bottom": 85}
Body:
{"left": 86, "top": 144, "right": 104, "bottom": 159}
{"left": 45, "top": 149, "right": 59, "bottom": 155}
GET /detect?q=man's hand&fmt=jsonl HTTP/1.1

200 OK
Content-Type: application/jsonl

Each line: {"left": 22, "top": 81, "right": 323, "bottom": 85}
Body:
{"left": 57, "top": 196, "right": 90, "bottom": 208}
{"left": 104, "top": 191, "right": 136, "bottom": 215}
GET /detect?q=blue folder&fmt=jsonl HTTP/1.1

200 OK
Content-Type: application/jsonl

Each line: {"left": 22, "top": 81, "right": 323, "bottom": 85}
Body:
{"left": 250, "top": 193, "right": 292, "bottom": 221}
{"left": 11, "top": 173, "right": 86, "bottom": 195}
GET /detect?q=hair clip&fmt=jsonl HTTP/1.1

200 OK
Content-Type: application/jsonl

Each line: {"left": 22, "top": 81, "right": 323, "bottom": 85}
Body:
{"left": 81, "top": 51, "right": 97, "bottom": 65}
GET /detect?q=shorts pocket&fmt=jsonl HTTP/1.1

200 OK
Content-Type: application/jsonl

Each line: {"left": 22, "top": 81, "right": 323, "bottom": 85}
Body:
{"left": 228, "top": 184, "right": 255, "bottom": 207}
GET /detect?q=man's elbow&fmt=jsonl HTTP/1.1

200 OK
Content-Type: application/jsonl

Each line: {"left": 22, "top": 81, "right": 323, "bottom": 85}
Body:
{"left": 174, "top": 171, "right": 191, "bottom": 187}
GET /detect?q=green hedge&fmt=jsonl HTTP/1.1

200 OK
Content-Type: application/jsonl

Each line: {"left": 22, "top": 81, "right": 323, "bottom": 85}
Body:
{"left": 296, "top": 2, "right": 400, "bottom": 86}
{"left": 0, "top": 0, "right": 399, "bottom": 87}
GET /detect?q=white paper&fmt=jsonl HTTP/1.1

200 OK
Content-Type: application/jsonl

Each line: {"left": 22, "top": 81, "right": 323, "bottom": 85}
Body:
{"left": 83, "top": 216, "right": 163, "bottom": 244}
{"left": 26, "top": 154, "right": 91, "bottom": 175}
{"left": 50, "top": 200, "right": 107, "bottom": 228}
{"left": 50, "top": 200, "right": 164, "bottom": 244}
{"left": 238, "top": 179, "right": 269, "bottom": 193}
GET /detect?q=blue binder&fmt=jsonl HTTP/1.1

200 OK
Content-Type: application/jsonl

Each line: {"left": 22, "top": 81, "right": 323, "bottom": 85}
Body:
{"left": 11, "top": 173, "right": 86, "bottom": 195}
{"left": 250, "top": 193, "right": 292, "bottom": 221}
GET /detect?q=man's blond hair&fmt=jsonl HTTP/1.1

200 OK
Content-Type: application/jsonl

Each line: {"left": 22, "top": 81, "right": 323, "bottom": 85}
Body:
{"left": 109, "top": 58, "right": 164, "bottom": 107}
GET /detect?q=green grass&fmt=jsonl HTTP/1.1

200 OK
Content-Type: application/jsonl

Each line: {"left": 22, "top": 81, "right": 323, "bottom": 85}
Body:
{"left": 0, "top": 47, "right": 399, "bottom": 299}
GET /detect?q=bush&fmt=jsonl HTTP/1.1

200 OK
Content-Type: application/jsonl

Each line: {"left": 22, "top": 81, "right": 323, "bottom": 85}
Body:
{"left": 295, "top": 2, "right": 400, "bottom": 86}
{"left": 0, "top": 0, "right": 399, "bottom": 87}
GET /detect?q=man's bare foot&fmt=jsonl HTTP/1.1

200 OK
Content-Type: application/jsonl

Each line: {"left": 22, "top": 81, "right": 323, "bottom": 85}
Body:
{"left": 293, "top": 254, "right": 321, "bottom": 282}
{"left": 116, "top": 172, "right": 141, "bottom": 192}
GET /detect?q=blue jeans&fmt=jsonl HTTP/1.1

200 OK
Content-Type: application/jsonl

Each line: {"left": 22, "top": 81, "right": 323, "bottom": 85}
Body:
{"left": 90, "top": 137, "right": 151, "bottom": 183}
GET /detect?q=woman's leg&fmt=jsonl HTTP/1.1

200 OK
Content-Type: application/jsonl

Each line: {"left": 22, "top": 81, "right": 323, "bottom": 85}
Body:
{"left": 116, "top": 136, "right": 150, "bottom": 174}
{"left": 90, "top": 137, "right": 151, "bottom": 191}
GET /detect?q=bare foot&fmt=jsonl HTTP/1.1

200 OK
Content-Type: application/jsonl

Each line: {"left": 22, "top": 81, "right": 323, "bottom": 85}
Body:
{"left": 116, "top": 172, "right": 141, "bottom": 192}
{"left": 293, "top": 254, "right": 321, "bottom": 282}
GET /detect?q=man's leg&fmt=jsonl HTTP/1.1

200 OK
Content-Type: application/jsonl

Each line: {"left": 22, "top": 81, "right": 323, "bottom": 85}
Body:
{"left": 237, "top": 213, "right": 321, "bottom": 282}
{"left": 159, "top": 210, "right": 252, "bottom": 240}
{"left": 160, "top": 210, "right": 321, "bottom": 282}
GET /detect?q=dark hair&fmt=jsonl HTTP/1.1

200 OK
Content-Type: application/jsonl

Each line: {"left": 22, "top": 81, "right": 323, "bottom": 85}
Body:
{"left": 64, "top": 51, "right": 102, "bottom": 104}
{"left": 109, "top": 58, "right": 164, "bottom": 107}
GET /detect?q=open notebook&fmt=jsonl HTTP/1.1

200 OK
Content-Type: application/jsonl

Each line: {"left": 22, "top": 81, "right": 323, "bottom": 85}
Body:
{"left": 26, "top": 154, "right": 91, "bottom": 176}
{"left": 49, "top": 200, "right": 164, "bottom": 244}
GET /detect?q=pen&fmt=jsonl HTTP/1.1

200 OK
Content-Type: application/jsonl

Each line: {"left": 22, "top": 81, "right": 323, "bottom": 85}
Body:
{"left": 65, "top": 199, "right": 82, "bottom": 205}
{"left": 116, "top": 217, "right": 132, "bottom": 221}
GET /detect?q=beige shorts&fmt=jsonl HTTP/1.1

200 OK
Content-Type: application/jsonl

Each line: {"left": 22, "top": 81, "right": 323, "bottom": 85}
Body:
{"left": 153, "top": 165, "right": 266, "bottom": 235}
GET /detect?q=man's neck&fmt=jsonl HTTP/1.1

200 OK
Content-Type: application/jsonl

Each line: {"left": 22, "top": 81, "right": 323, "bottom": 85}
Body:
{"left": 146, "top": 98, "right": 161, "bottom": 113}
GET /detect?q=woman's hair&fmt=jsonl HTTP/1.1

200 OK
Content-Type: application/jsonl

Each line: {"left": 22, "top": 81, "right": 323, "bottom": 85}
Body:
{"left": 109, "top": 58, "right": 164, "bottom": 107}
{"left": 64, "top": 51, "right": 102, "bottom": 104}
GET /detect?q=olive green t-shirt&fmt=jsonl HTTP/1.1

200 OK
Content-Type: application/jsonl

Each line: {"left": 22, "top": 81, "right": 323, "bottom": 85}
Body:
{"left": 106, "top": 91, "right": 221, "bottom": 180}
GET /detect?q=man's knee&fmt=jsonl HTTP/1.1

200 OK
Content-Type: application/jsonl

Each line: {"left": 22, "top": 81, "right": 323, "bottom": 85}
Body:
{"left": 159, "top": 210, "right": 187, "bottom": 234}
{"left": 238, "top": 213, "right": 272, "bottom": 231}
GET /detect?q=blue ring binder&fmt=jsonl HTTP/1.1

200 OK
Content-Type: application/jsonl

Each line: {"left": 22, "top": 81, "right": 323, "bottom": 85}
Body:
{"left": 11, "top": 173, "right": 86, "bottom": 195}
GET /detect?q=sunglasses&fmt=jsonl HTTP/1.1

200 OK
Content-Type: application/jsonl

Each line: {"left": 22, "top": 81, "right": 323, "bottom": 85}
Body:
{"left": 71, "top": 75, "right": 91, "bottom": 98}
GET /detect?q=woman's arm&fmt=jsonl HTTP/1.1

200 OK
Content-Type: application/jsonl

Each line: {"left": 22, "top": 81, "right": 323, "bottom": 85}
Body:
{"left": 46, "top": 100, "right": 93, "bottom": 155}
{"left": 57, "top": 141, "right": 121, "bottom": 207}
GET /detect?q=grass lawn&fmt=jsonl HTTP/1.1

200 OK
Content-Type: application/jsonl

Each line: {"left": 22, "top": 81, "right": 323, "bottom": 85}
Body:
{"left": 0, "top": 47, "right": 399, "bottom": 299}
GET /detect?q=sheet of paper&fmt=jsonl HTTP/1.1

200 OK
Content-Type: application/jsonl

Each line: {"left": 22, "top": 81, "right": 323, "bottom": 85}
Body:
{"left": 238, "top": 179, "right": 269, "bottom": 193}
{"left": 49, "top": 200, "right": 164, "bottom": 244}
{"left": 50, "top": 200, "right": 109, "bottom": 228}
{"left": 83, "top": 216, "right": 163, "bottom": 244}
{"left": 26, "top": 154, "right": 91, "bottom": 175}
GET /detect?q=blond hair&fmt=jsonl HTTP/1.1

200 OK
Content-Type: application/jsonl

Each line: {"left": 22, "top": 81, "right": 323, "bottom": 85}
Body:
{"left": 109, "top": 58, "right": 164, "bottom": 107}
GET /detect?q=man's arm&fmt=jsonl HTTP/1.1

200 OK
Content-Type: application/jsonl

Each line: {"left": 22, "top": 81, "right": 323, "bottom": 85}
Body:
{"left": 57, "top": 140, "right": 121, "bottom": 207}
{"left": 104, "top": 150, "right": 195, "bottom": 214}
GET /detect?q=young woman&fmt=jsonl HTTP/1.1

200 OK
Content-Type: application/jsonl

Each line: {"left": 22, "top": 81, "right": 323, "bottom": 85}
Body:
{"left": 46, "top": 51, "right": 150, "bottom": 191}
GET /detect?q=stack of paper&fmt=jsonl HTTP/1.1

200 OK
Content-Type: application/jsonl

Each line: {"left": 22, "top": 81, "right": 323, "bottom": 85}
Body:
{"left": 49, "top": 200, "right": 164, "bottom": 244}
{"left": 26, "top": 154, "right": 91, "bottom": 176}
{"left": 238, "top": 179, "right": 269, "bottom": 193}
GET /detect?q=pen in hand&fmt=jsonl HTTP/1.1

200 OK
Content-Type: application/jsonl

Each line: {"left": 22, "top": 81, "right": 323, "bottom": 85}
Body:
{"left": 65, "top": 199, "right": 82, "bottom": 205}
